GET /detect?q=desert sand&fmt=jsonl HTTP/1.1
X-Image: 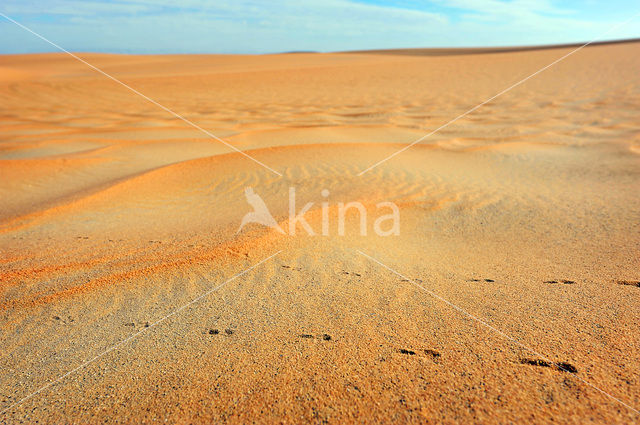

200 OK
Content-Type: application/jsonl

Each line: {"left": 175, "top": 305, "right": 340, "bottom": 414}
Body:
{"left": 1, "top": 41, "right": 639, "bottom": 424}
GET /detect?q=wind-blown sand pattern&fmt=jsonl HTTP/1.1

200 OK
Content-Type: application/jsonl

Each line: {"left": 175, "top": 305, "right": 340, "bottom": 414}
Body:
{"left": 1, "top": 41, "right": 640, "bottom": 424}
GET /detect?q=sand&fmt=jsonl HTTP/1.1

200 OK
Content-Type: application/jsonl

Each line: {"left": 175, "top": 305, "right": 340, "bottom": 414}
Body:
{"left": 1, "top": 41, "right": 639, "bottom": 424}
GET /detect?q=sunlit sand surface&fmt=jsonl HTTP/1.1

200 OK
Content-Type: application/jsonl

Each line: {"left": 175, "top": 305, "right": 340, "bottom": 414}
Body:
{"left": 1, "top": 41, "right": 639, "bottom": 423}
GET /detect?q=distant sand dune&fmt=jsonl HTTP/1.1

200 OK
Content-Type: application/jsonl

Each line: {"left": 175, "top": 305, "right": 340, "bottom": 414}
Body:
{"left": 341, "top": 37, "right": 640, "bottom": 56}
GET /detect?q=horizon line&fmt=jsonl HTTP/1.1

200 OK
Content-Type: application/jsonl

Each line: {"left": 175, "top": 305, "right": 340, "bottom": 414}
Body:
{"left": 1, "top": 36, "right": 638, "bottom": 57}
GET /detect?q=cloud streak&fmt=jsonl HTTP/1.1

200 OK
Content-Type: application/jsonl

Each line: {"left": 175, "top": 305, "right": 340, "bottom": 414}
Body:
{"left": 1, "top": 0, "right": 638, "bottom": 53}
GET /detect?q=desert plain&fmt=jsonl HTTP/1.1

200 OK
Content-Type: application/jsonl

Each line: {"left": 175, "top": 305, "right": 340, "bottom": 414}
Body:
{"left": 0, "top": 40, "right": 639, "bottom": 424}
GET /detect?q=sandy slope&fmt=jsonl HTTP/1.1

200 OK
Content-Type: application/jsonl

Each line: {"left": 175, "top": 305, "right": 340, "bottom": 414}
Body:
{"left": 1, "top": 41, "right": 640, "bottom": 424}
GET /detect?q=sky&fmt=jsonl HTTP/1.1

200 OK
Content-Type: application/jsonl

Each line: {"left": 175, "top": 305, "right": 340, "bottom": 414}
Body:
{"left": 1, "top": 0, "right": 639, "bottom": 54}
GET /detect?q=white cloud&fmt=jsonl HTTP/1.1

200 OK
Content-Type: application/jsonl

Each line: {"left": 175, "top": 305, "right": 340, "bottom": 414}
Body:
{"left": 0, "top": 0, "right": 637, "bottom": 53}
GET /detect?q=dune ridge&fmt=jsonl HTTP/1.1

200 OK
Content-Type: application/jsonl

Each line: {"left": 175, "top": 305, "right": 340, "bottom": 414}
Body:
{"left": 340, "top": 37, "right": 640, "bottom": 56}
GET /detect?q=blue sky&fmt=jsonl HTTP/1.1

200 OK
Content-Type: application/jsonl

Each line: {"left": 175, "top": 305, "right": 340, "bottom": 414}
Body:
{"left": 1, "top": 0, "right": 638, "bottom": 54}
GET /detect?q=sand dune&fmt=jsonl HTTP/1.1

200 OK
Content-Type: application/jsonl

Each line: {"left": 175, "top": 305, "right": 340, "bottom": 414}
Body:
{"left": 342, "top": 37, "right": 640, "bottom": 56}
{"left": 1, "top": 41, "right": 640, "bottom": 424}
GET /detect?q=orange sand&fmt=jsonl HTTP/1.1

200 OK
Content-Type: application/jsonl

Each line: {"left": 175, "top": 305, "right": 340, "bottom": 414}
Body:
{"left": 1, "top": 41, "right": 639, "bottom": 424}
